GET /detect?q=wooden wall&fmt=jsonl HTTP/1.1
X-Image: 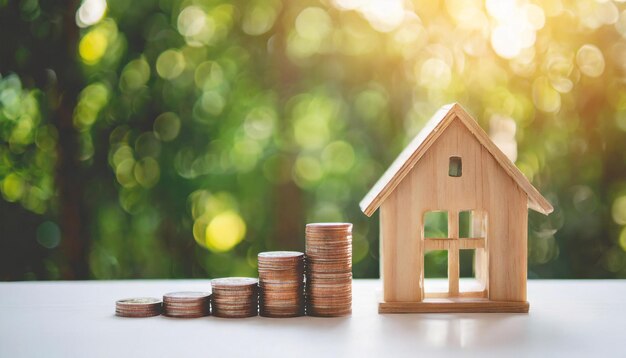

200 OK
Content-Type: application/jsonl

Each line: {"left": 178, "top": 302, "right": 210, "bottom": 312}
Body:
{"left": 380, "top": 118, "right": 528, "bottom": 302}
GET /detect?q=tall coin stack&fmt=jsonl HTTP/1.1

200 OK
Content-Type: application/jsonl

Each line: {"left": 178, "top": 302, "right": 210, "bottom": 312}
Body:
{"left": 258, "top": 251, "right": 305, "bottom": 318}
{"left": 162, "top": 292, "right": 211, "bottom": 318}
{"left": 305, "top": 223, "right": 353, "bottom": 317}
{"left": 211, "top": 277, "right": 258, "bottom": 318}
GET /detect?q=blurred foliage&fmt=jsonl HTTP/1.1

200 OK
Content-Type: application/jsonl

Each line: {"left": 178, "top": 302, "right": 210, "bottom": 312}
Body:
{"left": 1, "top": 0, "right": 626, "bottom": 280}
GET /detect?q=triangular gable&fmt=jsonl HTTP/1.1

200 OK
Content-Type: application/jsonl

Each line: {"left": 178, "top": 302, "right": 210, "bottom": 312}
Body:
{"left": 359, "top": 103, "right": 553, "bottom": 217}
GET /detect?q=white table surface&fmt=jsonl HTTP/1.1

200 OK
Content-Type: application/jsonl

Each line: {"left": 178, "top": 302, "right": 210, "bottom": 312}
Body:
{"left": 0, "top": 279, "right": 623, "bottom": 357}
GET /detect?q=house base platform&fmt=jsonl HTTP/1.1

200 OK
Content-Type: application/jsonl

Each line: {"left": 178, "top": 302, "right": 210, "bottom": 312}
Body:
{"left": 379, "top": 298, "right": 529, "bottom": 314}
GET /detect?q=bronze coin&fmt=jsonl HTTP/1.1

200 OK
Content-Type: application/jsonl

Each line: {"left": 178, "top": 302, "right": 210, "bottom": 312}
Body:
{"left": 115, "top": 311, "right": 161, "bottom": 318}
{"left": 212, "top": 277, "right": 258, "bottom": 287}
{"left": 163, "top": 291, "right": 211, "bottom": 301}
{"left": 116, "top": 297, "right": 162, "bottom": 307}
{"left": 258, "top": 251, "right": 304, "bottom": 259}
{"left": 305, "top": 222, "right": 352, "bottom": 230}
{"left": 213, "top": 311, "right": 257, "bottom": 318}
{"left": 115, "top": 297, "right": 162, "bottom": 317}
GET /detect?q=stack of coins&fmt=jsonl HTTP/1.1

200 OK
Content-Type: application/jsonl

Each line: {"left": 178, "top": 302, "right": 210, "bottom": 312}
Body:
{"left": 162, "top": 292, "right": 211, "bottom": 318}
{"left": 258, "top": 251, "right": 305, "bottom": 318}
{"left": 305, "top": 223, "right": 353, "bottom": 317}
{"left": 211, "top": 277, "right": 258, "bottom": 318}
{"left": 115, "top": 297, "right": 162, "bottom": 318}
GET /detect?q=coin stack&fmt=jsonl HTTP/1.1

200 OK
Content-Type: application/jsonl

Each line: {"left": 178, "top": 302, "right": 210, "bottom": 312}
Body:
{"left": 258, "top": 251, "right": 305, "bottom": 318}
{"left": 305, "top": 223, "right": 353, "bottom": 317}
{"left": 115, "top": 297, "right": 162, "bottom": 318}
{"left": 211, "top": 277, "right": 259, "bottom": 318}
{"left": 162, "top": 292, "right": 211, "bottom": 318}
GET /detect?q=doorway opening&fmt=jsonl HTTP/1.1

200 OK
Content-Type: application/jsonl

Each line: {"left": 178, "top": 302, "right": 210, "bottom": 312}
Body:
{"left": 422, "top": 209, "right": 488, "bottom": 298}
{"left": 459, "top": 210, "right": 487, "bottom": 295}
{"left": 423, "top": 250, "right": 448, "bottom": 294}
{"left": 423, "top": 210, "right": 448, "bottom": 295}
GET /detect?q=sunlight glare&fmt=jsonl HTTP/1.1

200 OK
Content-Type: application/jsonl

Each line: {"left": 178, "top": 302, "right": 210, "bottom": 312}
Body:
{"left": 490, "top": 115, "right": 518, "bottom": 162}
{"left": 178, "top": 6, "right": 206, "bottom": 37}
{"left": 532, "top": 76, "right": 561, "bottom": 113}
{"left": 446, "top": 0, "right": 486, "bottom": 30}
{"left": 491, "top": 25, "right": 523, "bottom": 59}
{"left": 524, "top": 3, "right": 545, "bottom": 30}
{"left": 419, "top": 58, "right": 452, "bottom": 89}
{"left": 485, "top": 0, "right": 516, "bottom": 21}
{"left": 576, "top": 44, "right": 605, "bottom": 78}
{"left": 617, "top": 10, "right": 626, "bottom": 38}
{"left": 487, "top": 0, "right": 544, "bottom": 59}
{"left": 332, "top": 0, "right": 405, "bottom": 33}
{"left": 76, "top": 0, "right": 107, "bottom": 28}
{"left": 79, "top": 29, "right": 108, "bottom": 64}
{"left": 156, "top": 49, "right": 186, "bottom": 80}
{"left": 205, "top": 211, "right": 247, "bottom": 252}
{"left": 295, "top": 7, "right": 332, "bottom": 40}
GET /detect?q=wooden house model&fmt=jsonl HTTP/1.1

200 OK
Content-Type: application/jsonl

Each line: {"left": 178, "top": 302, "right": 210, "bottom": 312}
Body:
{"left": 360, "top": 103, "right": 553, "bottom": 313}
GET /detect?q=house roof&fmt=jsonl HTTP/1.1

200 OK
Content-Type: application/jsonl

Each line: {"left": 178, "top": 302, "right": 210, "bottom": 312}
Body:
{"left": 359, "top": 103, "right": 554, "bottom": 217}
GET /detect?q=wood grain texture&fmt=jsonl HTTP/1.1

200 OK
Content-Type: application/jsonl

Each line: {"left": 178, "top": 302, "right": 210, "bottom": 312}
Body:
{"left": 484, "top": 160, "right": 528, "bottom": 302}
{"left": 380, "top": 180, "right": 423, "bottom": 302}
{"left": 360, "top": 104, "right": 457, "bottom": 217}
{"left": 424, "top": 290, "right": 487, "bottom": 299}
{"left": 359, "top": 103, "right": 553, "bottom": 217}
{"left": 373, "top": 107, "right": 545, "bottom": 312}
{"left": 472, "top": 211, "right": 489, "bottom": 292}
{"left": 379, "top": 298, "right": 529, "bottom": 314}
{"left": 448, "top": 210, "right": 459, "bottom": 296}
{"left": 424, "top": 238, "right": 485, "bottom": 250}
{"left": 379, "top": 120, "right": 527, "bottom": 305}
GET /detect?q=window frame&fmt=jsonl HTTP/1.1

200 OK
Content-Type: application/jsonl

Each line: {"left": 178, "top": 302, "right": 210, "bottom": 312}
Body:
{"left": 448, "top": 156, "right": 462, "bottom": 177}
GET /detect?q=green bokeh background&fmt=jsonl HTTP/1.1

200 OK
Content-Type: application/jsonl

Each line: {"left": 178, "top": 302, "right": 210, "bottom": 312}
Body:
{"left": 1, "top": 0, "right": 626, "bottom": 280}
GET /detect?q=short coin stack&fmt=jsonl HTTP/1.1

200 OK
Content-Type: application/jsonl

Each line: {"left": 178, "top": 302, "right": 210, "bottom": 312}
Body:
{"left": 115, "top": 297, "right": 162, "bottom": 318}
{"left": 305, "top": 223, "right": 353, "bottom": 317}
{"left": 258, "top": 251, "right": 305, "bottom": 318}
{"left": 162, "top": 292, "right": 211, "bottom": 318}
{"left": 211, "top": 277, "right": 258, "bottom": 318}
